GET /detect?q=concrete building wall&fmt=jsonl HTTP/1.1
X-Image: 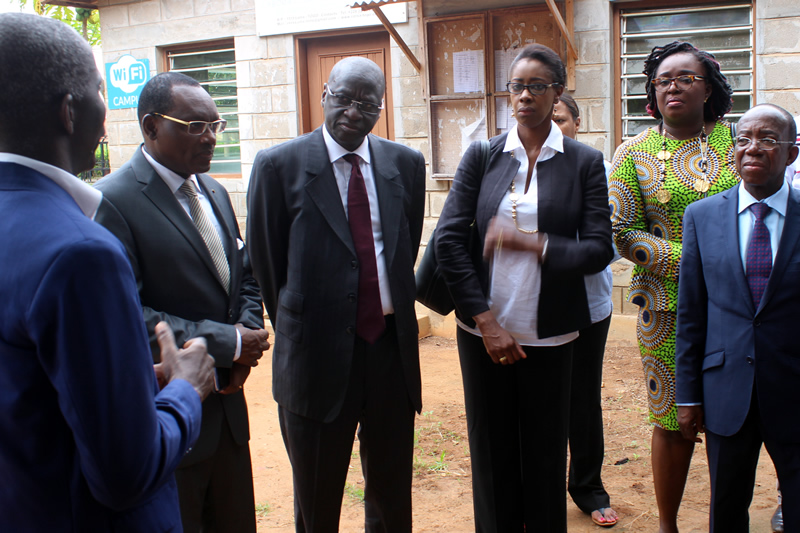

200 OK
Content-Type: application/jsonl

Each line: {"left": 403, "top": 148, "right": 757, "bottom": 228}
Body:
{"left": 756, "top": 1, "right": 800, "bottom": 115}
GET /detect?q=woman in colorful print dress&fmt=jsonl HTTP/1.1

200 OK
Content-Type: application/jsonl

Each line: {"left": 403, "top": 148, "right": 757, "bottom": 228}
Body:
{"left": 609, "top": 41, "right": 739, "bottom": 533}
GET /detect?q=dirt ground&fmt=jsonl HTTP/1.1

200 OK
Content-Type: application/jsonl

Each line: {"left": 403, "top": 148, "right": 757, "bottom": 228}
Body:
{"left": 246, "top": 336, "right": 780, "bottom": 532}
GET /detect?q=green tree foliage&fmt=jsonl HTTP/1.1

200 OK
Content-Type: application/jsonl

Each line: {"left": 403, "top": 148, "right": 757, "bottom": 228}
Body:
{"left": 18, "top": 1, "right": 101, "bottom": 46}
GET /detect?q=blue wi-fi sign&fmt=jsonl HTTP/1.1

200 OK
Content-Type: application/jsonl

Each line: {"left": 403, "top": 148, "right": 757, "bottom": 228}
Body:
{"left": 105, "top": 55, "right": 150, "bottom": 110}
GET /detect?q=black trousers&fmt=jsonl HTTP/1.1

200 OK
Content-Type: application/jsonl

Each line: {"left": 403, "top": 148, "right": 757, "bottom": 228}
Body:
{"left": 174, "top": 417, "right": 256, "bottom": 533}
{"left": 457, "top": 327, "right": 573, "bottom": 533}
{"left": 568, "top": 315, "right": 612, "bottom": 513}
{"left": 706, "top": 387, "right": 800, "bottom": 533}
{"left": 279, "top": 317, "right": 416, "bottom": 533}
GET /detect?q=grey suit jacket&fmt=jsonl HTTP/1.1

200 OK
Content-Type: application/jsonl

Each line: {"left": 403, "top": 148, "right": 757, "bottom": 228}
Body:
{"left": 246, "top": 128, "right": 426, "bottom": 423}
{"left": 95, "top": 147, "right": 264, "bottom": 465}
{"left": 676, "top": 184, "right": 800, "bottom": 441}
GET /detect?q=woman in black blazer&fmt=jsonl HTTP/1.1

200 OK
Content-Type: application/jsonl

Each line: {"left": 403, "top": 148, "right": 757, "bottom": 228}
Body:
{"left": 436, "top": 44, "right": 613, "bottom": 532}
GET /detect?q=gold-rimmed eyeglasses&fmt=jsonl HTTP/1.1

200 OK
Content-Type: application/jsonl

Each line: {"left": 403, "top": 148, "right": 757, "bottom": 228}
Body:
{"left": 151, "top": 113, "right": 227, "bottom": 135}
{"left": 651, "top": 75, "right": 705, "bottom": 93}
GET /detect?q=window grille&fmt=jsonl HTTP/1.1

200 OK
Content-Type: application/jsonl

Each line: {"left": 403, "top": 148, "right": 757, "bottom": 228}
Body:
{"left": 619, "top": 4, "right": 753, "bottom": 140}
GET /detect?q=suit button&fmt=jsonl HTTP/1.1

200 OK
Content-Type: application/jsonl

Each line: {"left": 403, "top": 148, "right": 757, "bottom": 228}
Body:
{"left": 351, "top": 260, "right": 358, "bottom": 269}
{"left": 346, "top": 326, "right": 355, "bottom": 335}
{"left": 348, "top": 293, "right": 356, "bottom": 303}
{"left": 746, "top": 356, "right": 754, "bottom": 364}
{"left": 228, "top": 309, "right": 233, "bottom": 318}
{"left": 754, "top": 320, "right": 760, "bottom": 327}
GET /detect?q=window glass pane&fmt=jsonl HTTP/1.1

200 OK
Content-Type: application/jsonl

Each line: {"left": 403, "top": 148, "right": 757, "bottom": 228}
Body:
{"left": 624, "top": 7, "right": 749, "bottom": 34}
{"left": 624, "top": 30, "right": 750, "bottom": 55}
{"left": 624, "top": 77, "right": 648, "bottom": 96}
{"left": 168, "top": 45, "right": 240, "bottom": 175}
{"left": 624, "top": 119, "right": 658, "bottom": 138}
{"left": 623, "top": 97, "right": 649, "bottom": 116}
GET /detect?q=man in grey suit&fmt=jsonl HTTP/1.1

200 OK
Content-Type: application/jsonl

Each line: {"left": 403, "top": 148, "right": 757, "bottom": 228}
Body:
{"left": 95, "top": 72, "right": 270, "bottom": 533}
{"left": 246, "top": 57, "right": 426, "bottom": 532}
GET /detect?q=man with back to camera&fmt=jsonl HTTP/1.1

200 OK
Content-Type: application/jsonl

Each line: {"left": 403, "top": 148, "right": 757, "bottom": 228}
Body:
{"left": 246, "top": 56, "right": 426, "bottom": 532}
{"left": 0, "top": 13, "right": 215, "bottom": 532}
{"left": 676, "top": 104, "right": 800, "bottom": 531}
{"left": 95, "top": 72, "right": 270, "bottom": 533}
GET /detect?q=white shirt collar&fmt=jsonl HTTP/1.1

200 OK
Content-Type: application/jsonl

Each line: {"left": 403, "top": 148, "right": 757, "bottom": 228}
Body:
{"left": 737, "top": 180, "right": 790, "bottom": 217}
{"left": 503, "top": 121, "right": 564, "bottom": 154}
{"left": 141, "top": 146, "right": 201, "bottom": 193}
{"left": 322, "top": 125, "right": 371, "bottom": 164}
{"left": 0, "top": 152, "right": 102, "bottom": 219}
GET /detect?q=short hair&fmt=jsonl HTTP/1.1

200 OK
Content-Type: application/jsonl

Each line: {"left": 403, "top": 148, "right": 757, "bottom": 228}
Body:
{"left": 744, "top": 104, "right": 797, "bottom": 144}
{"left": 328, "top": 57, "right": 386, "bottom": 97}
{"left": 509, "top": 44, "right": 566, "bottom": 88}
{"left": 0, "top": 13, "right": 95, "bottom": 138}
{"left": 558, "top": 93, "right": 580, "bottom": 120}
{"left": 643, "top": 41, "right": 733, "bottom": 122}
{"left": 137, "top": 72, "right": 203, "bottom": 123}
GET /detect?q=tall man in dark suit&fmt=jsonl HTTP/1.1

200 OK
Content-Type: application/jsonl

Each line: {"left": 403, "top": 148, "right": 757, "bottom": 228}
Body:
{"left": 0, "top": 13, "right": 215, "bottom": 532}
{"left": 676, "top": 104, "right": 800, "bottom": 532}
{"left": 246, "top": 57, "right": 426, "bottom": 532}
{"left": 95, "top": 72, "right": 270, "bottom": 533}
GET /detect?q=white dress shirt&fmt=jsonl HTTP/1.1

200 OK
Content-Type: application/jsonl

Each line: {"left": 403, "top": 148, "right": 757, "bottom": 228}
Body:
{"left": 0, "top": 152, "right": 102, "bottom": 219}
{"left": 322, "top": 125, "right": 394, "bottom": 315}
{"left": 737, "top": 181, "right": 789, "bottom": 271}
{"left": 460, "top": 123, "right": 578, "bottom": 346}
{"left": 141, "top": 147, "right": 242, "bottom": 360}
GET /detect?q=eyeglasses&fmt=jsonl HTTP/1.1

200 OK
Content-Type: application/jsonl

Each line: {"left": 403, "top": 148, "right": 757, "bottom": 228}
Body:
{"left": 152, "top": 113, "right": 227, "bottom": 135}
{"left": 651, "top": 75, "right": 705, "bottom": 92}
{"left": 325, "top": 88, "right": 383, "bottom": 116}
{"left": 506, "top": 82, "right": 561, "bottom": 95}
{"left": 734, "top": 136, "right": 796, "bottom": 151}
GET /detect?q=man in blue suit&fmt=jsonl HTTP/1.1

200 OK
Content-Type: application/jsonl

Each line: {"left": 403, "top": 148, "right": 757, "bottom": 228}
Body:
{"left": 0, "top": 13, "right": 214, "bottom": 532}
{"left": 676, "top": 103, "right": 800, "bottom": 532}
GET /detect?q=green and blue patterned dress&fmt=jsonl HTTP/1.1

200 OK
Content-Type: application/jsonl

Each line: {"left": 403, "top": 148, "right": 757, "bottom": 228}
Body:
{"left": 609, "top": 120, "right": 740, "bottom": 430}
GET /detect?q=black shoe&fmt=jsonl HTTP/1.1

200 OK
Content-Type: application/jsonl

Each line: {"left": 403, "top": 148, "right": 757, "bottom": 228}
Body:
{"left": 772, "top": 504, "right": 784, "bottom": 533}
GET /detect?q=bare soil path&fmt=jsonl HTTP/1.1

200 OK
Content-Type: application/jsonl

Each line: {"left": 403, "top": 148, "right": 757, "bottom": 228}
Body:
{"left": 247, "top": 336, "right": 779, "bottom": 532}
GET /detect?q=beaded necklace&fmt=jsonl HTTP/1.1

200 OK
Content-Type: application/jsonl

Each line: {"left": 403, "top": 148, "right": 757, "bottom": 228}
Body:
{"left": 655, "top": 122, "right": 710, "bottom": 204}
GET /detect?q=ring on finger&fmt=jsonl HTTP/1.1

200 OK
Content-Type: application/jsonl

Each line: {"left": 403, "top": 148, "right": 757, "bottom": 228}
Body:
{"left": 499, "top": 356, "right": 507, "bottom": 362}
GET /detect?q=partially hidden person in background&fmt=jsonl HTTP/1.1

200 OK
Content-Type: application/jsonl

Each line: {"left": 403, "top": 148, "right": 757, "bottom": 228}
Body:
{"left": 246, "top": 56, "right": 426, "bottom": 532}
{"left": 436, "top": 44, "right": 613, "bottom": 532}
{"left": 553, "top": 93, "right": 619, "bottom": 528}
{"left": 0, "top": 13, "right": 215, "bottom": 532}
{"left": 675, "top": 103, "right": 800, "bottom": 532}
{"left": 95, "top": 72, "right": 269, "bottom": 533}
{"left": 609, "top": 41, "right": 739, "bottom": 533}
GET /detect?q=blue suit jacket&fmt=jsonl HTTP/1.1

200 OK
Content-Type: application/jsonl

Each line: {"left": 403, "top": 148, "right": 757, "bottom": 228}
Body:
{"left": 0, "top": 162, "right": 202, "bottom": 532}
{"left": 676, "top": 183, "right": 800, "bottom": 441}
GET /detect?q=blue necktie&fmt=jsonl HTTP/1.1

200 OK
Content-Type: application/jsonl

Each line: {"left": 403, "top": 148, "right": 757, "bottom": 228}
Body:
{"left": 746, "top": 202, "right": 772, "bottom": 309}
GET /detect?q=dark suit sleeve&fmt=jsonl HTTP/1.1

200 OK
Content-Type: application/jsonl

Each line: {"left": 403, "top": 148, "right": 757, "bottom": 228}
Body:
{"left": 28, "top": 237, "right": 201, "bottom": 510}
{"left": 675, "top": 205, "right": 708, "bottom": 405}
{"left": 246, "top": 149, "right": 287, "bottom": 322}
{"left": 96, "top": 197, "right": 238, "bottom": 366}
{"left": 542, "top": 149, "right": 613, "bottom": 276}
{"left": 236, "top": 242, "right": 266, "bottom": 330}
{"left": 435, "top": 141, "right": 491, "bottom": 320}
{"left": 409, "top": 150, "right": 426, "bottom": 263}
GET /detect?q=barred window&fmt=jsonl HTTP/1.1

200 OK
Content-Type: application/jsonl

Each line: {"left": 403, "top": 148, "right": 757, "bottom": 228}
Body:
{"left": 619, "top": 4, "right": 753, "bottom": 141}
{"left": 167, "top": 44, "right": 240, "bottom": 175}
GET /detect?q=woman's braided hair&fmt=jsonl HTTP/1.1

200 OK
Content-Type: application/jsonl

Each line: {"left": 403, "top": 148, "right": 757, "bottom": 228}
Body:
{"left": 643, "top": 41, "right": 733, "bottom": 122}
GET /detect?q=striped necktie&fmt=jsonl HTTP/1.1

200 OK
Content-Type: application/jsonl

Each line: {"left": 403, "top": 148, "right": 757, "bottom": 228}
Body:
{"left": 179, "top": 179, "right": 231, "bottom": 294}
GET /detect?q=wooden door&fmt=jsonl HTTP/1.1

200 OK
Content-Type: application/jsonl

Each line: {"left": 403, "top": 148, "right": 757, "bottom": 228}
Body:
{"left": 298, "top": 32, "right": 393, "bottom": 139}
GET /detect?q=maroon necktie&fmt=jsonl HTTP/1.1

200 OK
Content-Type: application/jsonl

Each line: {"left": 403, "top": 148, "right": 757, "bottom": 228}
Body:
{"left": 343, "top": 153, "right": 385, "bottom": 343}
{"left": 746, "top": 202, "right": 772, "bottom": 309}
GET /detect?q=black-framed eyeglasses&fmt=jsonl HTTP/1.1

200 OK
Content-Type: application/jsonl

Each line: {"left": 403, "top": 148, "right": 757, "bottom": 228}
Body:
{"left": 506, "top": 82, "right": 561, "bottom": 95}
{"left": 324, "top": 87, "right": 384, "bottom": 116}
{"left": 651, "top": 75, "right": 705, "bottom": 92}
{"left": 151, "top": 113, "right": 227, "bottom": 135}
{"left": 734, "top": 136, "right": 796, "bottom": 151}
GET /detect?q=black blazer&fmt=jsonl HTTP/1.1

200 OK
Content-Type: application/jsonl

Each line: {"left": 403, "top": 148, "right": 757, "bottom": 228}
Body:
{"left": 436, "top": 133, "right": 613, "bottom": 338}
{"left": 95, "top": 147, "right": 265, "bottom": 465}
{"left": 246, "top": 128, "right": 426, "bottom": 423}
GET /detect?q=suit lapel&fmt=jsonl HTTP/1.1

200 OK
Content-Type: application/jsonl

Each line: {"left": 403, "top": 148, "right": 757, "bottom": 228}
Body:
{"left": 304, "top": 130, "right": 356, "bottom": 255}
{"left": 478, "top": 147, "right": 518, "bottom": 232}
{"left": 721, "top": 185, "right": 756, "bottom": 314}
{"left": 370, "top": 136, "right": 402, "bottom": 270}
{"left": 132, "top": 150, "right": 227, "bottom": 292}
{"left": 760, "top": 188, "right": 800, "bottom": 311}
